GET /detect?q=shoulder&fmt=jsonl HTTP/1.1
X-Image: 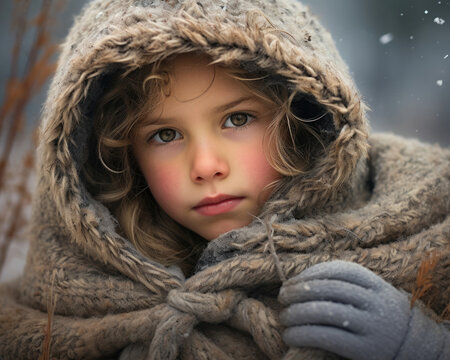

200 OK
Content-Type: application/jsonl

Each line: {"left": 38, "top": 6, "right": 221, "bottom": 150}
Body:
{"left": 367, "top": 133, "right": 450, "bottom": 179}
{"left": 368, "top": 132, "right": 450, "bottom": 160}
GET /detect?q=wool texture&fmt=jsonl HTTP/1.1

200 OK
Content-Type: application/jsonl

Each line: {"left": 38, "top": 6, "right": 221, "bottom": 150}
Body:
{"left": 0, "top": 0, "right": 449, "bottom": 359}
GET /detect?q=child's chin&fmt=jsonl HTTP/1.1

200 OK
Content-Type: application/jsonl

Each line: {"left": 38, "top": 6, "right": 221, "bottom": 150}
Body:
{"left": 199, "top": 220, "right": 252, "bottom": 241}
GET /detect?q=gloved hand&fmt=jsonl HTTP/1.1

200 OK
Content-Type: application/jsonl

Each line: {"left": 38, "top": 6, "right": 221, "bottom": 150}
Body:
{"left": 278, "top": 261, "right": 450, "bottom": 360}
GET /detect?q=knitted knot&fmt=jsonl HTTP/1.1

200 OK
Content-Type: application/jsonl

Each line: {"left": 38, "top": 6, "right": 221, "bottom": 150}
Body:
{"left": 167, "top": 288, "right": 244, "bottom": 323}
{"left": 147, "top": 289, "right": 244, "bottom": 360}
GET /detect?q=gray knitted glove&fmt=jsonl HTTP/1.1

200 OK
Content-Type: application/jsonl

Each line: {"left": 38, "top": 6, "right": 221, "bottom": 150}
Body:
{"left": 278, "top": 261, "right": 450, "bottom": 360}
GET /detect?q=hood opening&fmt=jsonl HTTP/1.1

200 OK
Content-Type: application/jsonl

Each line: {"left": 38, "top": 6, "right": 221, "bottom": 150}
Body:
{"left": 38, "top": 0, "right": 369, "bottom": 281}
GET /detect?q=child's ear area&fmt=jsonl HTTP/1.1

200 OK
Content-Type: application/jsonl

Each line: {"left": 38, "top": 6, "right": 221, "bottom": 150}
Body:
{"left": 290, "top": 94, "right": 331, "bottom": 125}
{"left": 290, "top": 94, "right": 336, "bottom": 144}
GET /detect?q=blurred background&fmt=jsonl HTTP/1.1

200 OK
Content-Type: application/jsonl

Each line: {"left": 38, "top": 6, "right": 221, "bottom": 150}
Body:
{"left": 0, "top": 0, "right": 448, "bottom": 282}
{"left": 308, "top": 0, "right": 449, "bottom": 145}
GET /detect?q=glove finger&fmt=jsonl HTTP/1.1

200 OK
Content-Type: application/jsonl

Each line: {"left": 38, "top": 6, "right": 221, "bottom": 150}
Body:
{"left": 283, "top": 325, "right": 372, "bottom": 360}
{"left": 284, "top": 261, "right": 381, "bottom": 290}
{"left": 279, "top": 279, "right": 371, "bottom": 310}
{"left": 280, "top": 301, "right": 368, "bottom": 334}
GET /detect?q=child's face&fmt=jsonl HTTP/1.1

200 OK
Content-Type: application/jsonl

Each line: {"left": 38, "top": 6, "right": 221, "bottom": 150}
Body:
{"left": 132, "top": 54, "right": 282, "bottom": 240}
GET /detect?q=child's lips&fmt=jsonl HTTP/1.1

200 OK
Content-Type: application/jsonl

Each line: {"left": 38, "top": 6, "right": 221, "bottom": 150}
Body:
{"left": 193, "top": 194, "right": 244, "bottom": 216}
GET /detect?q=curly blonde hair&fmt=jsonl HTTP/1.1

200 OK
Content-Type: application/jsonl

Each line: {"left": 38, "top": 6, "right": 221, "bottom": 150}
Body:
{"left": 83, "top": 53, "right": 324, "bottom": 275}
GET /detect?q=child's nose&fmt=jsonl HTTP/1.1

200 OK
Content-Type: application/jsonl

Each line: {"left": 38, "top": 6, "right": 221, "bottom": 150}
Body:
{"left": 190, "top": 141, "right": 229, "bottom": 183}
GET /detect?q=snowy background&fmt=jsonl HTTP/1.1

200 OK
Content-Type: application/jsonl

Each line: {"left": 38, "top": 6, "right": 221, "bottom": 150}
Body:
{"left": 0, "top": 0, "right": 449, "bottom": 282}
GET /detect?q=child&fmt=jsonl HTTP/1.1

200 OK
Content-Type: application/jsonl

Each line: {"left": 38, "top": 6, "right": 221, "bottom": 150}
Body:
{"left": 0, "top": 0, "right": 448, "bottom": 359}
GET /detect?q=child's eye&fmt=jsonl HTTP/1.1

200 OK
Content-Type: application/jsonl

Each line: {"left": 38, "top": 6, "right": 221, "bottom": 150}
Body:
{"left": 224, "top": 113, "right": 255, "bottom": 128}
{"left": 150, "top": 128, "right": 181, "bottom": 143}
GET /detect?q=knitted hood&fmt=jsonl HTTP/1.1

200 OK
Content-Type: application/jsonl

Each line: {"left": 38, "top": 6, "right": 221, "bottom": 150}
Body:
{"left": 38, "top": 0, "right": 368, "bottom": 285}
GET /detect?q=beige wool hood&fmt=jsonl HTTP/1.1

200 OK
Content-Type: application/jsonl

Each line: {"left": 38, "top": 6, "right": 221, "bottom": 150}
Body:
{"left": 0, "top": 0, "right": 449, "bottom": 359}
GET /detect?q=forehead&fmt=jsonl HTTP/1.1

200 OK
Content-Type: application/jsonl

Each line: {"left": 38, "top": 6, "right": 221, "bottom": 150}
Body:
{"left": 145, "top": 54, "right": 272, "bottom": 121}
{"left": 166, "top": 54, "right": 247, "bottom": 101}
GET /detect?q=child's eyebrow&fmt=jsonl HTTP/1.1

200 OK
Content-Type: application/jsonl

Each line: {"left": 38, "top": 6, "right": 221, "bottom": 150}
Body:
{"left": 142, "top": 96, "right": 256, "bottom": 126}
{"left": 141, "top": 117, "right": 168, "bottom": 127}
{"left": 215, "top": 96, "right": 254, "bottom": 113}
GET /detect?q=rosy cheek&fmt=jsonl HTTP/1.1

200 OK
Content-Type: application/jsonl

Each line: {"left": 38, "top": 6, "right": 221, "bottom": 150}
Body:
{"left": 239, "top": 143, "right": 278, "bottom": 185}
{"left": 145, "top": 164, "right": 182, "bottom": 211}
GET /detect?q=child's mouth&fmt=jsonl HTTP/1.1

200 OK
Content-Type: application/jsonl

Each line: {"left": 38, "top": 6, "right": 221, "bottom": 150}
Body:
{"left": 193, "top": 195, "right": 244, "bottom": 216}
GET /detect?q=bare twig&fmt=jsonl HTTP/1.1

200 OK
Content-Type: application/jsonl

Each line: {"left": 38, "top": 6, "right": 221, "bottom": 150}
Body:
{"left": 410, "top": 250, "right": 441, "bottom": 309}
{"left": 0, "top": 0, "right": 30, "bottom": 136}
{"left": 0, "top": 0, "right": 58, "bottom": 188}
{"left": 38, "top": 272, "right": 58, "bottom": 360}
{"left": 0, "top": 0, "right": 63, "bottom": 277}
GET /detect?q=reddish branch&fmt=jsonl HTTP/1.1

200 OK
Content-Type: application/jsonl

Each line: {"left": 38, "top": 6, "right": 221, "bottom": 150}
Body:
{"left": 410, "top": 250, "right": 441, "bottom": 309}
{"left": 0, "top": 1, "right": 64, "bottom": 357}
{"left": 0, "top": 0, "right": 58, "bottom": 188}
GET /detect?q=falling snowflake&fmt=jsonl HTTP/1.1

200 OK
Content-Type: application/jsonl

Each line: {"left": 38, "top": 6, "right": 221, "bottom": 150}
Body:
{"left": 436, "top": 80, "right": 443, "bottom": 86}
{"left": 445, "top": 54, "right": 449, "bottom": 59}
{"left": 424, "top": 10, "right": 429, "bottom": 14}
{"left": 434, "top": 17, "right": 445, "bottom": 24}
{"left": 379, "top": 33, "right": 394, "bottom": 45}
